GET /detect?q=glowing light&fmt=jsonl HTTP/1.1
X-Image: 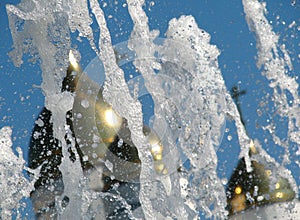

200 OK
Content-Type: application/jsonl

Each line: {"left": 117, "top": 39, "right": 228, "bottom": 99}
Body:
{"left": 104, "top": 108, "right": 121, "bottom": 127}
{"left": 249, "top": 139, "right": 257, "bottom": 154}
{"left": 154, "top": 162, "right": 167, "bottom": 174}
{"left": 69, "top": 50, "right": 80, "bottom": 71}
{"left": 235, "top": 186, "right": 242, "bottom": 195}
{"left": 150, "top": 143, "right": 163, "bottom": 161}
{"left": 147, "top": 131, "right": 163, "bottom": 161}
{"left": 276, "top": 192, "right": 284, "bottom": 198}
{"left": 275, "top": 182, "right": 280, "bottom": 189}
{"left": 231, "top": 194, "right": 246, "bottom": 213}
{"left": 144, "top": 129, "right": 166, "bottom": 174}
{"left": 265, "top": 169, "right": 272, "bottom": 176}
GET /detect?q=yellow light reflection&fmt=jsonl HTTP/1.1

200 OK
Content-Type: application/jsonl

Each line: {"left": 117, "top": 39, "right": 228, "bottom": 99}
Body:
{"left": 265, "top": 169, "right": 272, "bottom": 177}
{"left": 154, "top": 161, "right": 168, "bottom": 175}
{"left": 231, "top": 194, "right": 246, "bottom": 213}
{"left": 275, "top": 182, "right": 280, "bottom": 189}
{"left": 276, "top": 192, "right": 284, "bottom": 198}
{"left": 104, "top": 109, "right": 121, "bottom": 127}
{"left": 249, "top": 139, "right": 257, "bottom": 154}
{"left": 150, "top": 143, "right": 163, "bottom": 161}
{"left": 234, "top": 186, "right": 242, "bottom": 195}
{"left": 69, "top": 50, "right": 80, "bottom": 71}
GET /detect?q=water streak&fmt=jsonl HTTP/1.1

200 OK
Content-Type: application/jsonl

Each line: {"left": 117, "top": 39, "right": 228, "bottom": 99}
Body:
{"left": 4, "top": 0, "right": 299, "bottom": 219}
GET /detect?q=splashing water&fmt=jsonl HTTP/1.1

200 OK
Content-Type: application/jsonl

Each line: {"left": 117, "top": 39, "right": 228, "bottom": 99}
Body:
{"left": 243, "top": 0, "right": 300, "bottom": 163}
{"left": 3, "top": 0, "right": 299, "bottom": 219}
{"left": 0, "top": 126, "right": 35, "bottom": 219}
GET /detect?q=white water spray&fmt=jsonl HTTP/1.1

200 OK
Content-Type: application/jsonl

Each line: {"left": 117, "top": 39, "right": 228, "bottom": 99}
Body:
{"left": 0, "top": 127, "right": 35, "bottom": 219}
{"left": 243, "top": 0, "right": 300, "bottom": 164}
{"left": 3, "top": 0, "right": 299, "bottom": 219}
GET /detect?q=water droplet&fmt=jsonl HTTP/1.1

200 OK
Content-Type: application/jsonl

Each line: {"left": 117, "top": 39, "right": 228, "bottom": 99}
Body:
{"left": 227, "top": 135, "right": 232, "bottom": 141}
{"left": 105, "top": 160, "right": 114, "bottom": 172}
{"left": 82, "top": 155, "right": 89, "bottom": 162}
{"left": 81, "top": 99, "right": 90, "bottom": 108}
{"left": 118, "top": 139, "right": 123, "bottom": 147}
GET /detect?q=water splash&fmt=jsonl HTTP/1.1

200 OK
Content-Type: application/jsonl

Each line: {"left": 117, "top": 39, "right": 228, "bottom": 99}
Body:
{"left": 89, "top": 1, "right": 161, "bottom": 218}
{"left": 242, "top": 0, "right": 299, "bottom": 193}
{"left": 0, "top": 127, "right": 35, "bottom": 219}
{"left": 4, "top": 0, "right": 299, "bottom": 219}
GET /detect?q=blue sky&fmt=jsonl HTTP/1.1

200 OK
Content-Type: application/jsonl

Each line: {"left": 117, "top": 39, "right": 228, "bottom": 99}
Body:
{"left": 0, "top": 0, "right": 299, "bottom": 218}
